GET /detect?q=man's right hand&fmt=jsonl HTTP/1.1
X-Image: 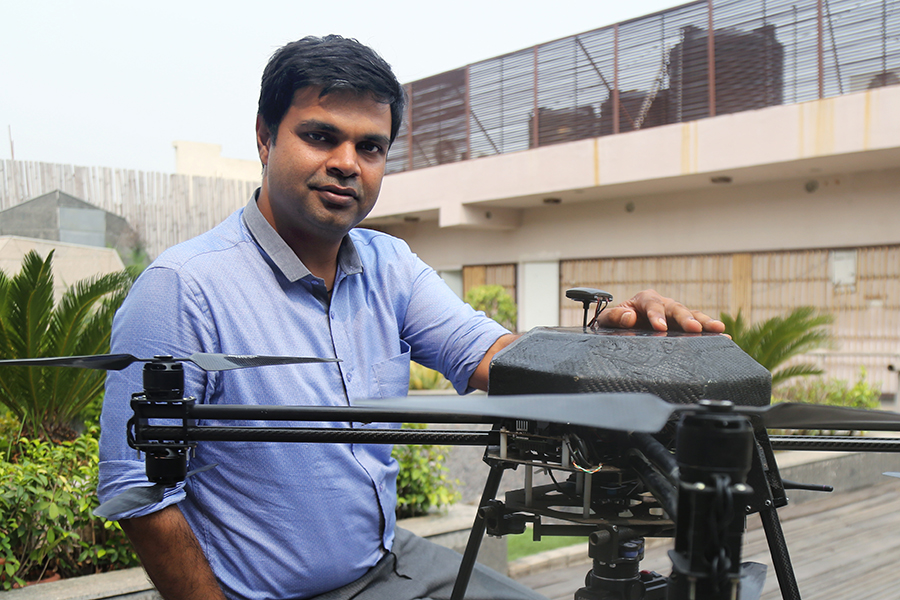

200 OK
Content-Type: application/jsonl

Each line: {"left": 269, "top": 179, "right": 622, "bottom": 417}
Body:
{"left": 119, "top": 505, "right": 227, "bottom": 600}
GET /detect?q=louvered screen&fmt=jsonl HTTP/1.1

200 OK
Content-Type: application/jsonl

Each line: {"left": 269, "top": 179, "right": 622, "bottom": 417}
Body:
{"left": 468, "top": 49, "right": 535, "bottom": 158}
{"left": 386, "top": 0, "right": 900, "bottom": 175}
{"left": 534, "top": 30, "right": 611, "bottom": 146}
{"left": 409, "top": 69, "right": 468, "bottom": 170}
{"left": 705, "top": 0, "right": 785, "bottom": 115}
{"left": 619, "top": 3, "right": 708, "bottom": 128}
{"left": 815, "top": 0, "right": 900, "bottom": 97}
{"left": 385, "top": 85, "right": 410, "bottom": 175}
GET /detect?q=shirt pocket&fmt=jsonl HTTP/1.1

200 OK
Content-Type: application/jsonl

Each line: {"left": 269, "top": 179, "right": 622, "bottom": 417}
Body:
{"left": 370, "top": 340, "right": 411, "bottom": 399}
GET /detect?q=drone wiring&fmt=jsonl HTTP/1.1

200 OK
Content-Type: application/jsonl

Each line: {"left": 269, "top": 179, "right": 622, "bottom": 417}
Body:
{"left": 586, "top": 297, "right": 611, "bottom": 329}
{"left": 566, "top": 435, "right": 603, "bottom": 473}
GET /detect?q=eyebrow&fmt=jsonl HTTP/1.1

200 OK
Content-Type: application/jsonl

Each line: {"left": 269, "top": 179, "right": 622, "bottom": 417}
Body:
{"left": 299, "top": 119, "right": 391, "bottom": 148}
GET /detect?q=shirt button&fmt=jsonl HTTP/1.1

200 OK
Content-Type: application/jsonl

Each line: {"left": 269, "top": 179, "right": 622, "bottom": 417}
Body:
{"left": 330, "top": 311, "right": 336, "bottom": 319}
{"left": 347, "top": 372, "right": 353, "bottom": 382}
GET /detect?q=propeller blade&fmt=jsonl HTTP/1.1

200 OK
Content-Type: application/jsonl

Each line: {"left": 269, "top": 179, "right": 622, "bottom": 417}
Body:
{"left": 755, "top": 403, "right": 900, "bottom": 432}
{"left": 93, "top": 484, "right": 166, "bottom": 519}
{"left": 186, "top": 353, "right": 339, "bottom": 372}
{"left": 739, "top": 562, "right": 767, "bottom": 600}
{"left": 883, "top": 472, "right": 900, "bottom": 479}
{"left": 0, "top": 353, "right": 339, "bottom": 372}
{"left": 93, "top": 464, "right": 218, "bottom": 519}
{"left": 360, "top": 392, "right": 676, "bottom": 433}
{"left": 0, "top": 354, "right": 142, "bottom": 371}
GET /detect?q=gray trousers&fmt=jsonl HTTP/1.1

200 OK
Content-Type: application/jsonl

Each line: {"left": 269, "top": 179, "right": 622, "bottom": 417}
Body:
{"left": 309, "top": 528, "right": 548, "bottom": 600}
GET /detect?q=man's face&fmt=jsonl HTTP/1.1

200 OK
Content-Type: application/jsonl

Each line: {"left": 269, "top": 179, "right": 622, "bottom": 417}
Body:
{"left": 256, "top": 87, "right": 392, "bottom": 248}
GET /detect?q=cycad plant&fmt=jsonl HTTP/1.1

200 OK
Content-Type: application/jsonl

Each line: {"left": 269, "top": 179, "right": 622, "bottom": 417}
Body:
{"left": 0, "top": 251, "right": 133, "bottom": 441}
{"left": 720, "top": 307, "right": 835, "bottom": 387}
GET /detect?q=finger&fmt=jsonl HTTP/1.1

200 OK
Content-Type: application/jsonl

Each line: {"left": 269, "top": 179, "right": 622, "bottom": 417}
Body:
{"left": 633, "top": 296, "right": 669, "bottom": 331}
{"left": 595, "top": 305, "right": 639, "bottom": 328}
{"left": 666, "top": 303, "right": 703, "bottom": 332}
{"left": 691, "top": 311, "right": 727, "bottom": 333}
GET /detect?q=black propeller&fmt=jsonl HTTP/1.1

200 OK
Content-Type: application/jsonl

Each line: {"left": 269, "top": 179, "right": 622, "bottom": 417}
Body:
{"left": 363, "top": 394, "right": 900, "bottom": 434}
{"left": 744, "top": 402, "right": 900, "bottom": 432}
{"left": 0, "top": 352, "right": 339, "bottom": 372}
{"left": 93, "top": 464, "right": 217, "bottom": 519}
{"left": 739, "top": 562, "right": 767, "bottom": 600}
{"left": 360, "top": 393, "right": 675, "bottom": 433}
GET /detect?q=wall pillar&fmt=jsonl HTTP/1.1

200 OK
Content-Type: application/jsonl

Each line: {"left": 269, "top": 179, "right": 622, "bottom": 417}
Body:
{"left": 518, "top": 261, "right": 560, "bottom": 332}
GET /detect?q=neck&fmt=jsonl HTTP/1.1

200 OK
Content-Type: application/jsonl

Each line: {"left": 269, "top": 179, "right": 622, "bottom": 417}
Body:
{"left": 255, "top": 187, "right": 344, "bottom": 290}
{"left": 291, "top": 239, "right": 341, "bottom": 290}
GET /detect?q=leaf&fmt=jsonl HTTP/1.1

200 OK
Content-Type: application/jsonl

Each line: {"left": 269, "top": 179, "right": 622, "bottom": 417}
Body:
{"left": 0, "top": 251, "right": 133, "bottom": 438}
{"left": 722, "top": 307, "right": 834, "bottom": 387}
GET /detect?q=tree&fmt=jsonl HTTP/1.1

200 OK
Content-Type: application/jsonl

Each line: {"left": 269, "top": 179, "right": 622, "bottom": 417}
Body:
{"left": 0, "top": 251, "right": 134, "bottom": 441}
{"left": 464, "top": 284, "right": 517, "bottom": 331}
{"left": 720, "top": 307, "right": 835, "bottom": 387}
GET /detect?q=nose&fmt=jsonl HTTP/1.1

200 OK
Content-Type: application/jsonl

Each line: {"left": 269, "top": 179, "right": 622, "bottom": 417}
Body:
{"left": 326, "top": 142, "right": 360, "bottom": 178}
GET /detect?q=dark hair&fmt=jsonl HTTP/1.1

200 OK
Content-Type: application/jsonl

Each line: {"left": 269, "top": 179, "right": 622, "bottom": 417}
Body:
{"left": 258, "top": 35, "right": 406, "bottom": 144}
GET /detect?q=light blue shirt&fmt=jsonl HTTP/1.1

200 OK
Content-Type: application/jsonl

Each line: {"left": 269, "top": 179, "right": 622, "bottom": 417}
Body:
{"left": 98, "top": 194, "right": 507, "bottom": 600}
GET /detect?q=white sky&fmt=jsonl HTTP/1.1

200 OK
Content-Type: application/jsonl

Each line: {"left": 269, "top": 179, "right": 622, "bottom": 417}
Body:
{"left": 3, "top": 0, "right": 687, "bottom": 173}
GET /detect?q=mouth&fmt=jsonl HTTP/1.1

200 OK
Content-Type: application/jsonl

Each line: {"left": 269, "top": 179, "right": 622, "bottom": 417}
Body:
{"left": 313, "top": 184, "right": 359, "bottom": 204}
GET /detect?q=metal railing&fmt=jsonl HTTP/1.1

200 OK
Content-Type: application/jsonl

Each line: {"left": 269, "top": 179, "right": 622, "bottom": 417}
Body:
{"left": 386, "top": 0, "right": 900, "bottom": 174}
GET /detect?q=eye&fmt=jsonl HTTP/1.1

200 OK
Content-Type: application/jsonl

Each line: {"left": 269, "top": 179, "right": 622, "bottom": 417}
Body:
{"left": 304, "top": 132, "right": 330, "bottom": 143}
{"left": 359, "top": 141, "right": 385, "bottom": 155}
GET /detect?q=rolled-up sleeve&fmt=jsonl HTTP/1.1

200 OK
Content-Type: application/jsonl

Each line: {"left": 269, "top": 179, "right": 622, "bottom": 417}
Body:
{"left": 400, "top": 257, "right": 509, "bottom": 394}
{"left": 97, "top": 267, "right": 212, "bottom": 520}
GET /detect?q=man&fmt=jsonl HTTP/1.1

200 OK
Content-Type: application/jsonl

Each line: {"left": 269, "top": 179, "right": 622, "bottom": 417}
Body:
{"left": 98, "top": 35, "right": 724, "bottom": 600}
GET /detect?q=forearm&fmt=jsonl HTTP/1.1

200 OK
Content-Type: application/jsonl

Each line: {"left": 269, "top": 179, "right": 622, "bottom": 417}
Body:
{"left": 468, "top": 333, "right": 520, "bottom": 391}
{"left": 119, "top": 504, "right": 227, "bottom": 600}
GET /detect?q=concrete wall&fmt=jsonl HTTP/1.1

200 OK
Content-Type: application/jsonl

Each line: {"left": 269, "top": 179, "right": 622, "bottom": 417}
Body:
{"left": 173, "top": 140, "right": 261, "bottom": 182}
{"left": 376, "top": 167, "right": 900, "bottom": 270}
{"left": 0, "top": 236, "right": 126, "bottom": 301}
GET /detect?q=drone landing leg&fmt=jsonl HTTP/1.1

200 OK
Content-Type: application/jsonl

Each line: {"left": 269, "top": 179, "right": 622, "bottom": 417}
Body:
{"left": 759, "top": 505, "right": 801, "bottom": 600}
{"left": 450, "top": 462, "right": 505, "bottom": 600}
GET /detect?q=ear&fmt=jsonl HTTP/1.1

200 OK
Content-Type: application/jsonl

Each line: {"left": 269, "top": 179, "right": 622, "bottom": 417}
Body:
{"left": 256, "top": 114, "right": 272, "bottom": 167}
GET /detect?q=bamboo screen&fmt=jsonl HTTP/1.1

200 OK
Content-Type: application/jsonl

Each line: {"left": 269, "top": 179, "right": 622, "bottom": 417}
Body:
{"left": 0, "top": 160, "right": 255, "bottom": 260}
{"left": 462, "top": 264, "right": 517, "bottom": 303}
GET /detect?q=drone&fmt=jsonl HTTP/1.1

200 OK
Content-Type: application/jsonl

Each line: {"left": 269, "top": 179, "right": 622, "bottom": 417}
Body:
{"left": 3, "top": 288, "right": 900, "bottom": 600}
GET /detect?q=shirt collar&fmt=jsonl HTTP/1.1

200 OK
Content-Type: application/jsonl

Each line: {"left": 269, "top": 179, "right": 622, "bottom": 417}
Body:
{"left": 242, "top": 189, "right": 363, "bottom": 283}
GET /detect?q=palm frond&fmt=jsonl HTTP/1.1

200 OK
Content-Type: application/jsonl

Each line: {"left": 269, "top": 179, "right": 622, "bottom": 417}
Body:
{"left": 722, "top": 306, "right": 835, "bottom": 387}
{"left": 48, "top": 270, "right": 134, "bottom": 356}
{"left": 4, "top": 252, "right": 56, "bottom": 430}
{"left": 0, "top": 251, "right": 133, "bottom": 439}
{"left": 772, "top": 363, "right": 825, "bottom": 387}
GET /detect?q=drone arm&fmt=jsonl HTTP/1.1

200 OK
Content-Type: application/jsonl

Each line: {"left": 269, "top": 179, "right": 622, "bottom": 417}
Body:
{"left": 119, "top": 504, "right": 227, "bottom": 600}
{"left": 630, "top": 432, "right": 679, "bottom": 484}
{"left": 627, "top": 447, "right": 678, "bottom": 520}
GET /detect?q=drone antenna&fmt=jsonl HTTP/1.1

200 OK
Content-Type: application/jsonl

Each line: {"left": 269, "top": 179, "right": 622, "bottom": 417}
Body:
{"left": 565, "top": 288, "right": 613, "bottom": 329}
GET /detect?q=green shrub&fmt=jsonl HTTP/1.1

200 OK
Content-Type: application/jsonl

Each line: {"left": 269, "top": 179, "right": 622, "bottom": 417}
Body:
{"left": 772, "top": 367, "right": 882, "bottom": 436}
{"left": 409, "top": 362, "right": 451, "bottom": 391}
{"left": 393, "top": 424, "right": 460, "bottom": 519}
{"left": 465, "top": 285, "right": 517, "bottom": 331}
{"left": 0, "top": 425, "right": 138, "bottom": 588}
